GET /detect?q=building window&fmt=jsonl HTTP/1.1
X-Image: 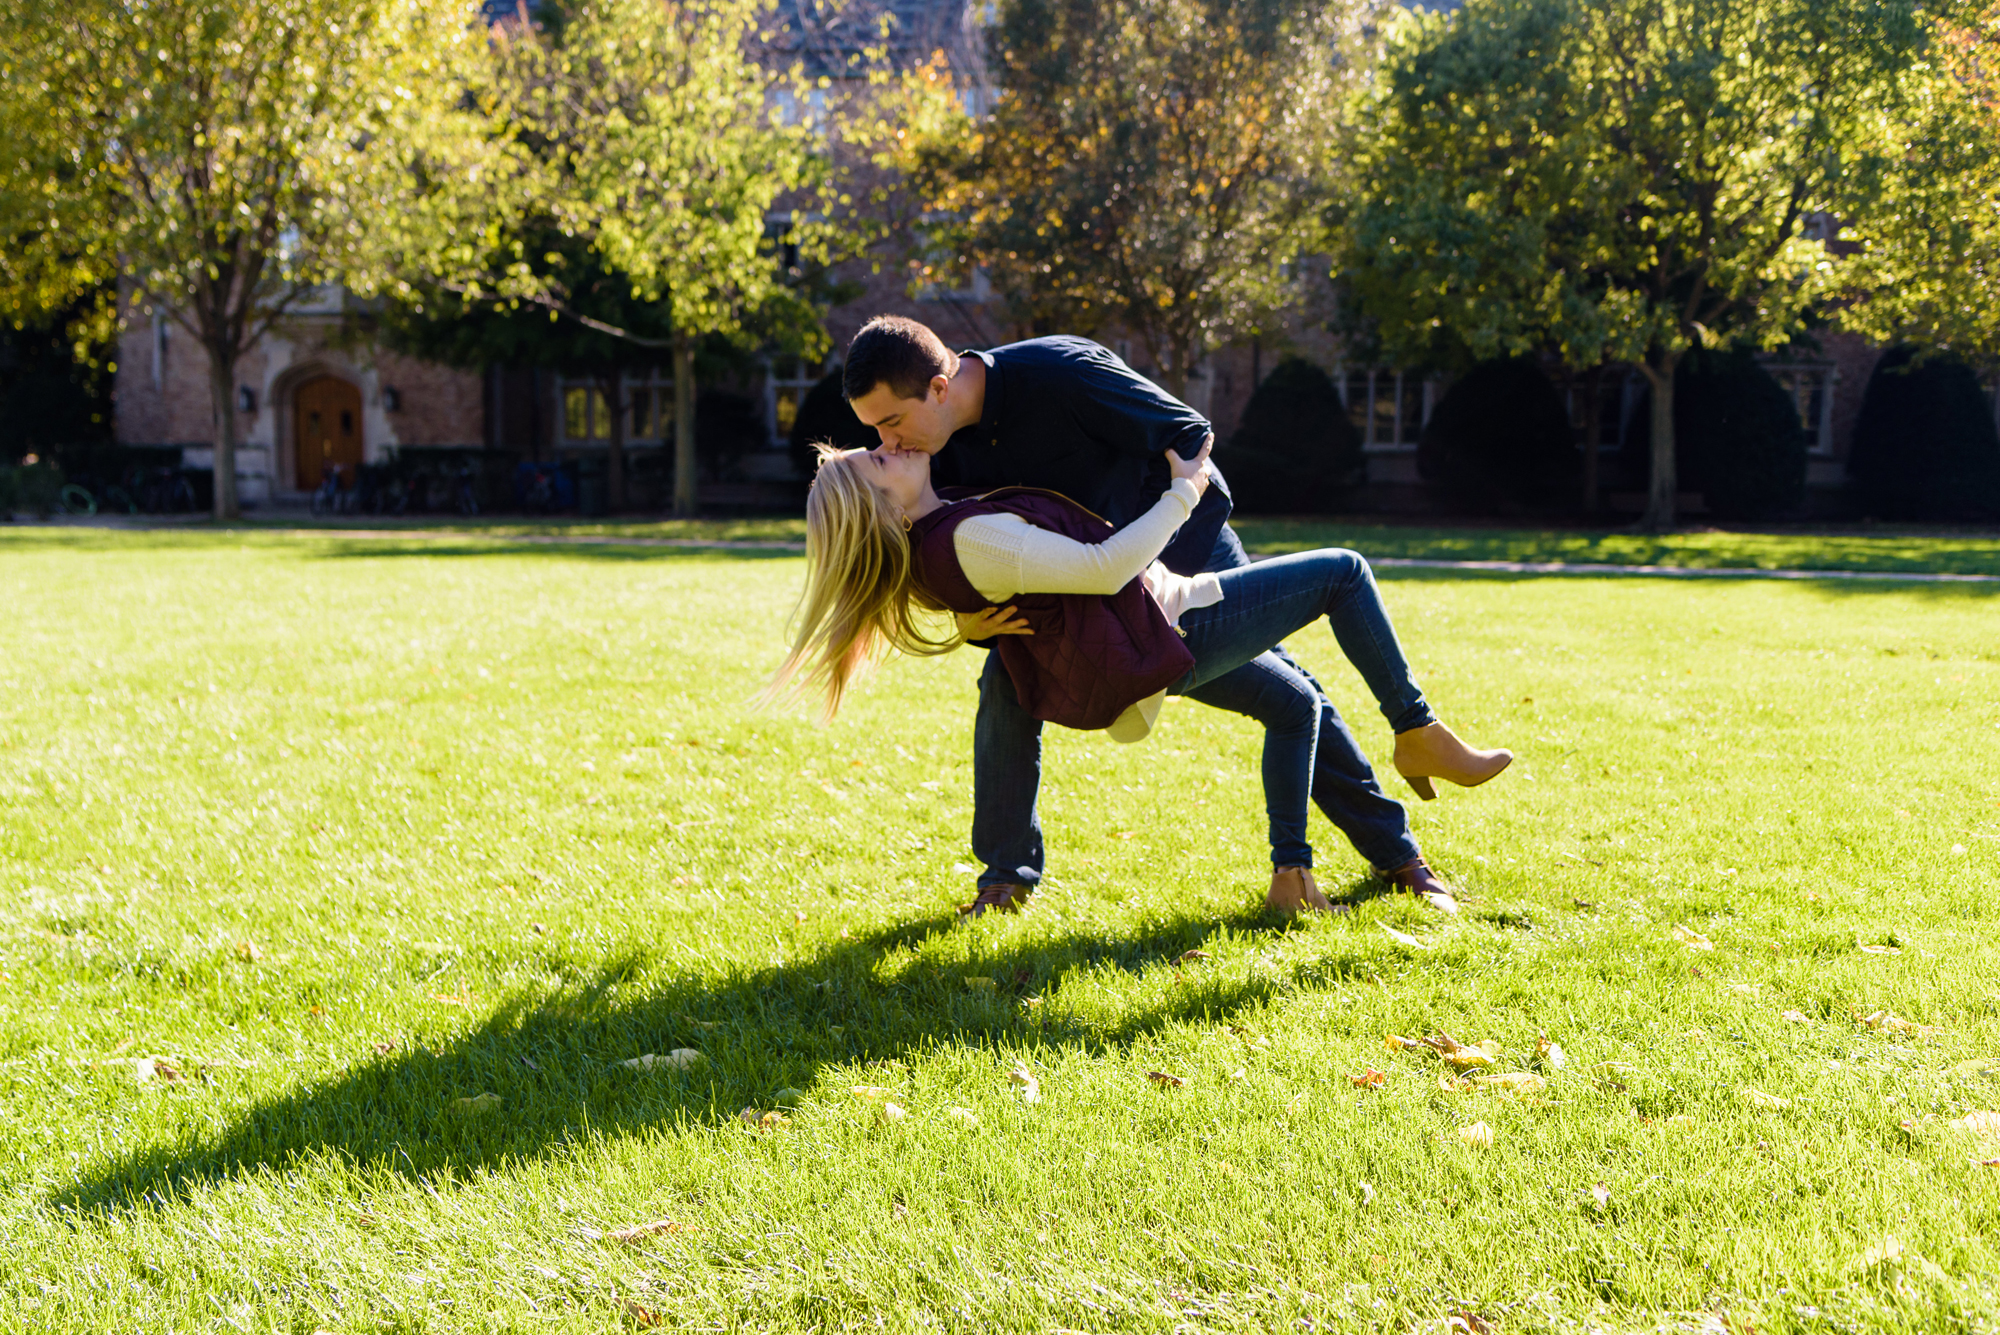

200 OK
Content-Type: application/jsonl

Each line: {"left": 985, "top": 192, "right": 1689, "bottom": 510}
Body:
{"left": 1340, "top": 367, "right": 1429, "bottom": 449}
{"left": 1767, "top": 364, "right": 1836, "bottom": 455}
{"left": 558, "top": 372, "right": 675, "bottom": 446}
{"left": 766, "top": 354, "right": 828, "bottom": 447}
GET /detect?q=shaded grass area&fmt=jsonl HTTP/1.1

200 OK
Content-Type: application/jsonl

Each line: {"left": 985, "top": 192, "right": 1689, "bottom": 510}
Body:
{"left": 198, "top": 512, "right": 2000, "bottom": 574}
{"left": 1, "top": 528, "right": 1998, "bottom": 1332}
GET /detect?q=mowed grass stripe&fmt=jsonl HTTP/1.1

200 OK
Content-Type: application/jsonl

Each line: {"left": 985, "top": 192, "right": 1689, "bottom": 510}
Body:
{"left": 0, "top": 529, "right": 1996, "bottom": 1333}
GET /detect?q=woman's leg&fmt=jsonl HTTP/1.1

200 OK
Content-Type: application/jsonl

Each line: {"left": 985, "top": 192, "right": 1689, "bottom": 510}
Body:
{"left": 1172, "top": 549, "right": 1435, "bottom": 734}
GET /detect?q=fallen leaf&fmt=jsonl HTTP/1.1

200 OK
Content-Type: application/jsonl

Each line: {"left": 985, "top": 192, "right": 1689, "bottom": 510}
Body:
{"left": 621, "top": 1049, "right": 702, "bottom": 1071}
{"left": 1743, "top": 1087, "right": 1790, "bottom": 1110}
{"left": 235, "top": 941, "right": 261, "bottom": 962}
{"left": 1857, "top": 1009, "right": 1941, "bottom": 1039}
{"left": 1590, "top": 1182, "right": 1611, "bottom": 1211}
{"left": 1007, "top": 1066, "right": 1041, "bottom": 1104}
{"left": 773, "top": 1087, "right": 804, "bottom": 1108}
{"left": 946, "top": 1106, "right": 979, "bottom": 1127}
{"left": 1672, "top": 925, "right": 1715, "bottom": 951}
{"left": 850, "top": 1085, "right": 894, "bottom": 1101}
{"left": 1951, "top": 1110, "right": 2000, "bottom": 1138}
{"left": 1420, "top": 1032, "right": 1497, "bottom": 1069}
{"left": 134, "top": 1055, "right": 185, "bottom": 1084}
{"left": 1384, "top": 1033, "right": 1419, "bottom": 1052}
{"left": 1457, "top": 1122, "right": 1495, "bottom": 1148}
{"left": 1952, "top": 1058, "right": 2000, "bottom": 1079}
{"left": 877, "top": 1101, "right": 906, "bottom": 1123}
{"left": 1447, "top": 1311, "right": 1493, "bottom": 1335}
{"left": 624, "top": 1298, "right": 661, "bottom": 1327}
{"left": 1358, "top": 1180, "right": 1375, "bottom": 1205}
{"left": 963, "top": 976, "right": 995, "bottom": 992}
{"left": 1725, "top": 982, "right": 1760, "bottom": 997}
{"left": 1474, "top": 1072, "right": 1547, "bottom": 1096}
{"left": 373, "top": 1040, "right": 398, "bottom": 1055}
{"left": 1858, "top": 943, "right": 1902, "bottom": 955}
{"left": 1177, "top": 949, "right": 1212, "bottom": 964}
{"left": 1533, "top": 1033, "right": 1568, "bottom": 1069}
{"left": 1380, "top": 923, "right": 1427, "bottom": 950}
{"left": 454, "top": 1092, "right": 502, "bottom": 1114}
{"left": 1147, "top": 1070, "right": 1187, "bottom": 1088}
{"left": 737, "top": 1106, "right": 786, "bottom": 1132}
{"left": 1226, "top": 1067, "right": 1247, "bottom": 1082}
{"left": 1348, "top": 1068, "right": 1388, "bottom": 1089}
{"left": 1781, "top": 1010, "right": 1811, "bottom": 1024}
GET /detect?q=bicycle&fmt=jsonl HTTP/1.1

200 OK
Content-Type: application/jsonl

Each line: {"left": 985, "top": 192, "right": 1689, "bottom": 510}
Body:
{"left": 309, "top": 464, "right": 349, "bottom": 517}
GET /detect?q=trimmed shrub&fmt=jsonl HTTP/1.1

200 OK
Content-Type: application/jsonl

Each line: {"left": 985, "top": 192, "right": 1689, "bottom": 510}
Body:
{"left": 1621, "top": 349, "right": 1809, "bottom": 520}
{"left": 1849, "top": 347, "right": 2000, "bottom": 521}
{"left": 789, "top": 368, "right": 879, "bottom": 483}
{"left": 1219, "top": 358, "right": 1364, "bottom": 514}
{"left": 1417, "top": 358, "right": 1578, "bottom": 513}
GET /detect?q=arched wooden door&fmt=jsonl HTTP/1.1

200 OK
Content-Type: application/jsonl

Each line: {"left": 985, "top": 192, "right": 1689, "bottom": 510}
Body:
{"left": 295, "top": 376, "right": 363, "bottom": 491}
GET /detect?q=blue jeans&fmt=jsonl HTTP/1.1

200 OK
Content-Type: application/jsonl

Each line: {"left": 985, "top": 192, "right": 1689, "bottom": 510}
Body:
{"left": 1168, "top": 548, "right": 1435, "bottom": 869}
{"left": 969, "top": 529, "right": 1423, "bottom": 888}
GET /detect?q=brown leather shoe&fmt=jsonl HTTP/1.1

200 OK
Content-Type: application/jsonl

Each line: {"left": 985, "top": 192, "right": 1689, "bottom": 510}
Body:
{"left": 1375, "top": 857, "right": 1459, "bottom": 915}
{"left": 959, "top": 883, "right": 1032, "bottom": 919}
{"left": 1266, "top": 865, "right": 1333, "bottom": 915}
{"left": 1391, "top": 721, "right": 1512, "bottom": 800}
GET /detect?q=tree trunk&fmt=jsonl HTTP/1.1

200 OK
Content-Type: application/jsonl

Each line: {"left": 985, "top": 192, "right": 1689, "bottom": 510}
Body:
{"left": 672, "top": 334, "right": 697, "bottom": 518}
{"left": 1581, "top": 365, "right": 1603, "bottom": 516}
{"left": 205, "top": 343, "right": 241, "bottom": 520}
{"left": 1641, "top": 352, "right": 1680, "bottom": 531}
{"left": 601, "top": 372, "right": 626, "bottom": 514}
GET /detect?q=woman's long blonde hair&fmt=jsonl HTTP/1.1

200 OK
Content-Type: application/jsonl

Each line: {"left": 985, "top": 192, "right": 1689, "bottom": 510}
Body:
{"left": 759, "top": 445, "right": 958, "bottom": 721}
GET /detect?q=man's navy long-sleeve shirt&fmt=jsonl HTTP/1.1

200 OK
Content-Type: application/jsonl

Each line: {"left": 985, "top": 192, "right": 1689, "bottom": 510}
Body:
{"left": 929, "top": 336, "right": 1231, "bottom": 577}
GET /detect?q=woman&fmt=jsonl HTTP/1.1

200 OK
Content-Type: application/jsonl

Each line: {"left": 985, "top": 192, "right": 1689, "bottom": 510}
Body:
{"left": 766, "top": 440, "right": 1511, "bottom": 916}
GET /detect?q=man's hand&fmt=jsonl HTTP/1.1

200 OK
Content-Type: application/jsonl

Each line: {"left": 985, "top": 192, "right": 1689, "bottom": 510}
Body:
{"left": 957, "top": 605, "right": 1032, "bottom": 640}
{"left": 1167, "top": 434, "right": 1214, "bottom": 499}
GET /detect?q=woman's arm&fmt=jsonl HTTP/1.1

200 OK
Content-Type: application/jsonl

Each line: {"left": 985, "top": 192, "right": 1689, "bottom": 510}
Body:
{"left": 954, "top": 476, "right": 1203, "bottom": 599}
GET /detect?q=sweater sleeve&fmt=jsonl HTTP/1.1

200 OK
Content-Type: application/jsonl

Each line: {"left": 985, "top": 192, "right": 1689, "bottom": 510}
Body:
{"left": 952, "top": 478, "right": 1202, "bottom": 601}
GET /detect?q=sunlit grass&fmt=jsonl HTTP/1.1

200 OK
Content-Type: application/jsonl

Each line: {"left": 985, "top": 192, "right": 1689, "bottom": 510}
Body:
{"left": 1, "top": 527, "right": 1997, "bottom": 1332}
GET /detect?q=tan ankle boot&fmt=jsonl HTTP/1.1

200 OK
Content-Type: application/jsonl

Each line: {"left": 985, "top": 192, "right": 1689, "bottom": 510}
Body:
{"left": 1266, "top": 865, "right": 1332, "bottom": 915}
{"left": 1391, "top": 721, "right": 1512, "bottom": 800}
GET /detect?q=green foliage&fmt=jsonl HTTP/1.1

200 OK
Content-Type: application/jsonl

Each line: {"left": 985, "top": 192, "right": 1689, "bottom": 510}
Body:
{"left": 3, "top": 527, "right": 2000, "bottom": 1330}
{"left": 1624, "top": 350, "right": 1809, "bottom": 520}
{"left": 1416, "top": 359, "right": 1578, "bottom": 514}
{"left": 0, "top": 292, "right": 114, "bottom": 459}
{"left": 1850, "top": 347, "right": 2000, "bottom": 521}
{"left": 916, "top": 0, "right": 1356, "bottom": 394}
{"left": 0, "top": 0, "right": 524, "bottom": 518}
{"left": 1340, "top": 0, "right": 1952, "bottom": 527}
{"left": 1218, "top": 358, "right": 1363, "bottom": 514}
{"left": 1676, "top": 351, "right": 1809, "bottom": 521}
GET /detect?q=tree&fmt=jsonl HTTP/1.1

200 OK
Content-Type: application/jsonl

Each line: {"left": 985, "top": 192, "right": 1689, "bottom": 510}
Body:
{"left": 516, "top": 0, "right": 829, "bottom": 516}
{"left": 0, "top": 0, "right": 521, "bottom": 518}
{"left": 375, "top": 230, "right": 676, "bottom": 512}
{"left": 1217, "top": 357, "right": 1362, "bottom": 513}
{"left": 1339, "top": 0, "right": 1946, "bottom": 529}
{"left": 914, "top": 0, "right": 1359, "bottom": 397}
{"left": 1848, "top": 347, "right": 2000, "bottom": 520}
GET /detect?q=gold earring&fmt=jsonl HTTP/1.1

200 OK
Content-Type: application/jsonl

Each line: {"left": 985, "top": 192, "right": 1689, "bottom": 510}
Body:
{"left": 900, "top": 511, "right": 914, "bottom": 533}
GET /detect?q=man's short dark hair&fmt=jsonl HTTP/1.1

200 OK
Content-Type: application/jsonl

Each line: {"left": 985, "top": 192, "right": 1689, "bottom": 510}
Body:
{"left": 843, "top": 316, "right": 955, "bottom": 402}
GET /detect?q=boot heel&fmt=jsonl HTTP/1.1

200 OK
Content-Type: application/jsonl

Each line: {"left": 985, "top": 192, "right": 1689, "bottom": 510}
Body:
{"left": 1403, "top": 774, "right": 1436, "bottom": 801}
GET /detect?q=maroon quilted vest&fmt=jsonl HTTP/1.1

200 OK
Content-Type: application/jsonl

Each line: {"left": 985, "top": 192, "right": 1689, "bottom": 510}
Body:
{"left": 909, "top": 487, "right": 1194, "bottom": 731}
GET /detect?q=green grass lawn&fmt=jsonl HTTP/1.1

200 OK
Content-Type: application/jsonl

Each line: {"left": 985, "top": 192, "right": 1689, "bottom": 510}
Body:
{"left": 2, "top": 527, "right": 1998, "bottom": 1333}
{"left": 229, "top": 513, "right": 2000, "bottom": 576}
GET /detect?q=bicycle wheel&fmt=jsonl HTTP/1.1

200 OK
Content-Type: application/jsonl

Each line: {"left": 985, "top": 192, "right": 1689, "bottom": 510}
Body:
{"left": 168, "top": 478, "right": 197, "bottom": 513}
{"left": 99, "top": 486, "right": 138, "bottom": 515}
{"left": 58, "top": 484, "right": 98, "bottom": 517}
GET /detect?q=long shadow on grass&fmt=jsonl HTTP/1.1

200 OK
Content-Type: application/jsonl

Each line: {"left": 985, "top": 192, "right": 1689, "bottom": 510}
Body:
{"left": 56, "top": 902, "right": 1387, "bottom": 1212}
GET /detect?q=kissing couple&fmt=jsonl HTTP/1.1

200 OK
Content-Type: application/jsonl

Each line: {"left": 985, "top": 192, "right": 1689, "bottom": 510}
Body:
{"left": 767, "top": 316, "right": 1511, "bottom": 919}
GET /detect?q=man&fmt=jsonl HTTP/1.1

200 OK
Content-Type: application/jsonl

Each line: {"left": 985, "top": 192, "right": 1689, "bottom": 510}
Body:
{"left": 841, "top": 315, "right": 1457, "bottom": 916}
